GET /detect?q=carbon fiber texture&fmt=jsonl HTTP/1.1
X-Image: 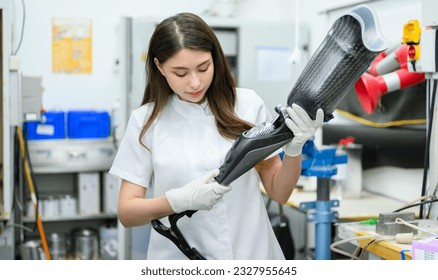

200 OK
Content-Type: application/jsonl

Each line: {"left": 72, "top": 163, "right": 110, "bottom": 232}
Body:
{"left": 287, "top": 15, "right": 381, "bottom": 121}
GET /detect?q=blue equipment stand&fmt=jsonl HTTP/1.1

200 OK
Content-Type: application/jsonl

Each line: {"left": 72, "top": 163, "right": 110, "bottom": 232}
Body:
{"left": 298, "top": 141, "right": 347, "bottom": 260}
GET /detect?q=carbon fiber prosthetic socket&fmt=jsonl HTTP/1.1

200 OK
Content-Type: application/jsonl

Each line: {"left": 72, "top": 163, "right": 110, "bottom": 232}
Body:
{"left": 287, "top": 5, "right": 387, "bottom": 122}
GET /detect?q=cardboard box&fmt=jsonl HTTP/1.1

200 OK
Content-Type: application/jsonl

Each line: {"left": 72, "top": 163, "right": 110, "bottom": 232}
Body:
{"left": 78, "top": 172, "right": 100, "bottom": 215}
{"left": 103, "top": 173, "right": 119, "bottom": 214}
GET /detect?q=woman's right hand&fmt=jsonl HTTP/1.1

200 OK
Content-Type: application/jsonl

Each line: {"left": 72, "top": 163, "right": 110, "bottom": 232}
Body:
{"left": 283, "top": 103, "right": 324, "bottom": 157}
{"left": 165, "top": 169, "right": 231, "bottom": 213}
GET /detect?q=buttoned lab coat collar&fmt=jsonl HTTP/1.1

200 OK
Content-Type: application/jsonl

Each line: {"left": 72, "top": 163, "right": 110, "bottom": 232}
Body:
{"left": 170, "top": 93, "right": 212, "bottom": 117}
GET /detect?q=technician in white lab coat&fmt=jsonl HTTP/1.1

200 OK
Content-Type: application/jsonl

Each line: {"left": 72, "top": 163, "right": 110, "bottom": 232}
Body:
{"left": 109, "top": 12, "right": 324, "bottom": 260}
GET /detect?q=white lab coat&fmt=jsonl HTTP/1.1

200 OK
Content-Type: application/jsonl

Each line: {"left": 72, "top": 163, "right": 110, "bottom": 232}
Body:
{"left": 109, "top": 88, "right": 285, "bottom": 260}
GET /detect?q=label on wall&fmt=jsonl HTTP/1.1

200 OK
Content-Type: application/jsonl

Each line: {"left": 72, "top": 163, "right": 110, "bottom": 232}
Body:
{"left": 52, "top": 18, "right": 92, "bottom": 74}
{"left": 256, "top": 46, "right": 291, "bottom": 81}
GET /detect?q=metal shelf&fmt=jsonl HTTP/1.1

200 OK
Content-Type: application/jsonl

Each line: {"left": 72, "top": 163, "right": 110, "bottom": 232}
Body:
{"left": 22, "top": 212, "right": 117, "bottom": 223}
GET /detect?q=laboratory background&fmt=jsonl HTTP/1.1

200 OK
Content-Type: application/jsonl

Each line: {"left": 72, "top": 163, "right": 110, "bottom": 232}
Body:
{"left": 0, "top": 0, "right": 437, "bottom": 261}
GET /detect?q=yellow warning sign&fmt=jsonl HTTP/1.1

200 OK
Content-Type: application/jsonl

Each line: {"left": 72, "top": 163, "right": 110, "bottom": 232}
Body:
{"left": 52, "top": 18, "right": 92, "bottom": 74}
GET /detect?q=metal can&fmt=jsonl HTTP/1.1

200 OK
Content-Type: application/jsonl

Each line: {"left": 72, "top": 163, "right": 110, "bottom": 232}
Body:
{"left": 72, "top": 228, "right": 99, "bottom": 260}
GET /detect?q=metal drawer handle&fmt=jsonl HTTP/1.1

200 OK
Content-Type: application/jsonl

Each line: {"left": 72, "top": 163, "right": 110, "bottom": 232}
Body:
{"left": 68, "top": 151, "right": 87, "bottom": 159}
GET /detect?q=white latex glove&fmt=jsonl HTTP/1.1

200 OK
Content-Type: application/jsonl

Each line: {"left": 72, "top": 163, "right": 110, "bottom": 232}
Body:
{"left": 165, "top": 169, "right": 231, "bottom": 213}
{"left": 283, "top": 103, "right": 324, "bottom": 157}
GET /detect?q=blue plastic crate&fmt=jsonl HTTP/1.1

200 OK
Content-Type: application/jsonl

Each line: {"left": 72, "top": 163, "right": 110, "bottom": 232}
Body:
{"left": 25, "top": 111, "right": 66, "bottom": 140}
{"left": 67, "top": 110, "right": 111, "bottom": 139}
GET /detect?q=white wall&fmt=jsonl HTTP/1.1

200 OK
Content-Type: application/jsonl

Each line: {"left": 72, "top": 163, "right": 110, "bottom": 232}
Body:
{"left": 13, "top": 0, "right": 218, "bottom": 111}
{"left": 11, "top": 0, "right": 306, "bottom": 112}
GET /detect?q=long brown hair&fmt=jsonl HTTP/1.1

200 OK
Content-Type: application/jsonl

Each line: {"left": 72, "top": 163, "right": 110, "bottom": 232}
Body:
{"left": 139, "top": 12, "right": 252, "bottom": 146}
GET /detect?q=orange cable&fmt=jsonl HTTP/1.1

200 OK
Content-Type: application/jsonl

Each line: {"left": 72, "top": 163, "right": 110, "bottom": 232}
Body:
{"left": 16, "top": 126, "right": 51, "bottom": 260}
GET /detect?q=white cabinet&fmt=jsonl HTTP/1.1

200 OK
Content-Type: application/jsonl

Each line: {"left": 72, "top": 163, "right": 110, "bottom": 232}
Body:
{"left": 19, "top": 139, "right": 119, "bottom": 260}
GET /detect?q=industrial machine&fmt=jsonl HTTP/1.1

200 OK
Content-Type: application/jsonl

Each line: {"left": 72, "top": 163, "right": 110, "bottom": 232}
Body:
{"left": 351, "top": 0, "right": 438, "bottom": 221}
{"left": 403, "top": 0, "right": 438, "bottom": 221}
{"left": 328, "top": 0, "right": 438, "bottom": 260}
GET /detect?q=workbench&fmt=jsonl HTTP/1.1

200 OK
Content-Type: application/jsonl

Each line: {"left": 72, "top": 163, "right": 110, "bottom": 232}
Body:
{"left": 264, "top": 186, "right": 424, "bottom": 259}
{"left": 285, "top": 188, "right": 411, "bottom": 221}
{"left": 335, "top": 219, "right": 438, "bottom": 260}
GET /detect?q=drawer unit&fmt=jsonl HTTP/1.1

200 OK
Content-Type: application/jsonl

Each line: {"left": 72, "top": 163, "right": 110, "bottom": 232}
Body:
{"left": 28, "top": 139, "right": 116, "bottom": 173}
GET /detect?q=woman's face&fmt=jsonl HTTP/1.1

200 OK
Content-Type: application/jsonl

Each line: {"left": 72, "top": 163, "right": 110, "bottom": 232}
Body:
{"left": 155, "top": 49, "right": 214, "bottom": 104}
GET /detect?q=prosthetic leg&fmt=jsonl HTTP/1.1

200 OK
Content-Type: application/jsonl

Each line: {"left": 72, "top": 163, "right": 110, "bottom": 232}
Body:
{"left": 152, "top": 4, "right": 387, "bottom": 259}
{"left": 215, "top": 4, "right": 387, "bottom": 186}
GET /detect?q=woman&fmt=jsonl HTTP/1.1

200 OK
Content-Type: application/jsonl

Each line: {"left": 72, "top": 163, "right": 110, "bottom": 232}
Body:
{"left": 109, "top": 12, "right": 324, "bottom": 260}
